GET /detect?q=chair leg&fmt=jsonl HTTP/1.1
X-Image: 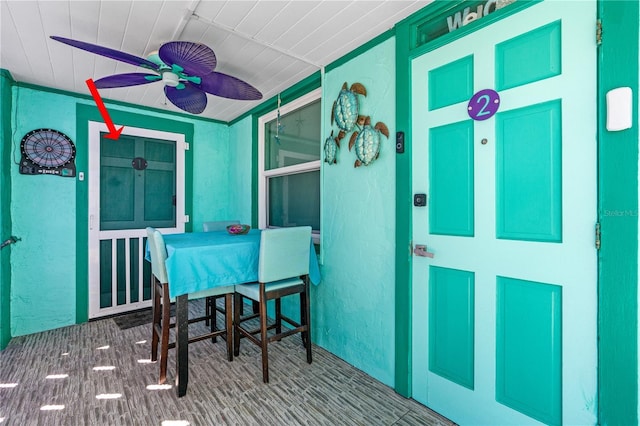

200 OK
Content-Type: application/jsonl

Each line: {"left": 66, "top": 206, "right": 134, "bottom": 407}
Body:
{"left": 224, "top": 293, "right": 233, "bottom": 361}
{"left": 151, "top": 277, "right": 161, "bottom": 362}
{"left": 302, "top": 280, "right": 312, "bottom": 364}
{"left": 205, "top": 296, "right": 211, "bottom": 326}
{"left": 159, "top": 283, "right": 171, "bottom": 384}
{"left": 275, "top": 298, "right": 282, "bottom": 335}
{"left": 299, "top": 291, "right": 307, "bottom": 348}
{"left": 233, "top": 292, "right": 242, "bottom": 357}
{"left": 259, "top": 286, "right": 269, "bottom": 383}
{"left": 210, "top": 297, "right": 218, "bottom": 343}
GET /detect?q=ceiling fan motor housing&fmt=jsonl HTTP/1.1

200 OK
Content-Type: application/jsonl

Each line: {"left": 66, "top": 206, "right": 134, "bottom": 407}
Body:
{"left": 162, "top": 71, "right": 180, "bottom": 87}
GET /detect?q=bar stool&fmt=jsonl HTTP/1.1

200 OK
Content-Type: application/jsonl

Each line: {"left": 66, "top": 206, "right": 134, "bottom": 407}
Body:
{"left": 146, "top": 227, "right": 234, "bottom": 384}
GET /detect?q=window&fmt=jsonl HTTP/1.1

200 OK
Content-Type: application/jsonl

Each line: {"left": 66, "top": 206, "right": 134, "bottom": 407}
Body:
{"left": 258, "top": 89, "right": 321, "bottom": 242}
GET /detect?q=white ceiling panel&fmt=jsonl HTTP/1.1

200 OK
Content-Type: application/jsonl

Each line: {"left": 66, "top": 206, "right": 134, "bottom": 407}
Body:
{"left": 276, "top": 2, "right": 347, "bottom": 52}
{"left": 190, "top": 0, "right": 227, "bottom": 23}
{"left": 233, "top": 1, "right": 287, "bottom": 37}
{"left": 151, "top": 1, "right": 192, "bottom": 45}
{"left": 179, "top": 15, "right": 216, "bottom": 44}
{"left": 7, "top": 2, "right": 50, "bottom": 84}
{"left": 215, "top": 1, "right": 258, "bottom": 29}
{"left": 2, "top": 0, "right": 434, "bottom": 122}
{"left": 96, "top": 2, "right": 129, "bottom": 45}
{"left": 254, "top": 2, "right": 319, "bottom": 46}
{"left": 0, "top": 4, "right": 29, "bottom": 81}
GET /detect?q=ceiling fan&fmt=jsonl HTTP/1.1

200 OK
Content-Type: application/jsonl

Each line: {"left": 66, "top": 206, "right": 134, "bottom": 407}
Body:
{"left": 50, "top": 36, "right": 263, "bottom": 114}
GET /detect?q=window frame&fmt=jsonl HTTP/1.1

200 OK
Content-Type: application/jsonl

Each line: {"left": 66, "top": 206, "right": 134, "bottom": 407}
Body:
{"left": 257, "top": 88, "right": 321, "bottom": 242}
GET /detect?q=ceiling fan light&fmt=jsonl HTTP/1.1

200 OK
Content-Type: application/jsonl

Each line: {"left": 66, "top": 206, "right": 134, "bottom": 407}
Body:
{"left": 162, "top": 72, "right": 179, "bottom": 87}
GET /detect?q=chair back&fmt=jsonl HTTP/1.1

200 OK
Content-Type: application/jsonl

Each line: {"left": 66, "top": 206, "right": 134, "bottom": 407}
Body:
{"left": 146, "top": 227, "right": 169, "bottom": 283}
{"left": 203, "top": 220, "right": 241, "bottom": 232}
{"left": 258, "top": 226, "right": 311, "bottom": 283}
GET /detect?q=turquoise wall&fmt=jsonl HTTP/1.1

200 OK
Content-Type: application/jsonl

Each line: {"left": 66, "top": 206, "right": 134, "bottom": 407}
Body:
{"left": 11, "top": 87, "right": 78, "bottom": 335}
{"left": 0, "top": 71, "right": 13, "bottom": 349}
{"left": 227, "top": 116, "right": 253, "bottom": 226}
{"left": 9, "top": 85, "right": 232, "bottom": 336}
{"left": 315, "top": 38, "right": 397, "bottom": 386}
{"left": 190, "top": 119, "right": 233, "bottom": 232}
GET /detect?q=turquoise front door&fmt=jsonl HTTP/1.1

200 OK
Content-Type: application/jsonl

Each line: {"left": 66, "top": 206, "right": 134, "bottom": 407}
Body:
{"left": 88, "top": 122, "right": 187, "bottom": 318}
{"left": 411, "top": 1, "right": 597, "bottom": 425}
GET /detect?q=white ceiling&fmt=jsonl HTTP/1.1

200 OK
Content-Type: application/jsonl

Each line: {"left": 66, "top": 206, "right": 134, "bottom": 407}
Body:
{"left": 1, "top": 0, "right": 432, "bottom": 122}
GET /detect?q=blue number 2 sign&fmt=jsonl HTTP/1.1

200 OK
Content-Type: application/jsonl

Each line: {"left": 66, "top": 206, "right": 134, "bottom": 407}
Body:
{"left": 468, "top": 89, "right": 500, "bottom": 121}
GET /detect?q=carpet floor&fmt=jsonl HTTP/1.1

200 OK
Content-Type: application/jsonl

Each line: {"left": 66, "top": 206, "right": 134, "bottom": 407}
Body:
{"left": 112, "top": 306, "right": 175, "bottom": 330}
{"left": 0, "top": 300, "right": 455, "bottom": 426}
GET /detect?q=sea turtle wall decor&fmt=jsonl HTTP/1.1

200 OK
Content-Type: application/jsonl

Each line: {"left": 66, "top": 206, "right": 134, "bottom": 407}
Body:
{"left": 325, "top": 82, "right": 366, "bottom": 165}
{"left": 331, "top": 82, "right": 366, "bottom": 141}
{"left": 324, "top": 130, "right": 339, "bottom": 165}
{"left": 348, "top": 116, "right": 389, "bottom": 168}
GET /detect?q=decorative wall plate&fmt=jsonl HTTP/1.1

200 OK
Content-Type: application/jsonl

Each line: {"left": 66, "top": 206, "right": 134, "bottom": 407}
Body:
{"left": 19, "top": 128, "right": 76, "bottom": 177}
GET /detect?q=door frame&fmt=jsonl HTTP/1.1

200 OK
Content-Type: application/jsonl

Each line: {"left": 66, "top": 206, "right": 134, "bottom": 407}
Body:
{"left": 394, "top": 1, "right": 639, "bottom": 424}
{"left": 75, "top": 104, "right": 195, "bottom": 322}
{"left": 87, "top": 121, "right": 187, "bottom": 318}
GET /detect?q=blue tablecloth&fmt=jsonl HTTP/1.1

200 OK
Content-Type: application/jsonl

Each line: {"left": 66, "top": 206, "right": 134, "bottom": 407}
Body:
{"left": 152, "top": 229, "right": 320, "bottom": 299}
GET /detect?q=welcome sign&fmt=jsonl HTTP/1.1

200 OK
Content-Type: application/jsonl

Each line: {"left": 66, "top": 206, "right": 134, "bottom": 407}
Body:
{"left": 415, "top": 0, "right": 517, "bottom": 47}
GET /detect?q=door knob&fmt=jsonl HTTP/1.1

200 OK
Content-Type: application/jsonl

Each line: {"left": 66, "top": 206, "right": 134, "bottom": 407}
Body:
{"left": 414, "top": 244, "right": 434, "bottom": 258}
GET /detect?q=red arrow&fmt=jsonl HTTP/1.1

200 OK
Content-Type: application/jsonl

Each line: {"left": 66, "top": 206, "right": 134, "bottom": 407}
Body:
{"left": 85, "top": 78, "right": 124, "bottom": 140}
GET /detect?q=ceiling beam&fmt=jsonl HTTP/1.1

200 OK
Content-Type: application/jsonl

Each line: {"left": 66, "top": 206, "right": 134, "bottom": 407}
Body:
{"left": 190, "top": 12, "right": 322, "bottom": 69}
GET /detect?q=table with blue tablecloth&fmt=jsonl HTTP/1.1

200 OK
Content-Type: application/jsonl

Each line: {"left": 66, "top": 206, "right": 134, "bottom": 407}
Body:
{"left": 146, "top": 229, "right": 320, "bottom": 396}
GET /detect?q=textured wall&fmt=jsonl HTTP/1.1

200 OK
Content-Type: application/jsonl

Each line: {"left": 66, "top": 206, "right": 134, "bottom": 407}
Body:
{"left": 11, "top": 88, "right": 78, "bottom": 335}
{"left": 227, "top": 116, "right": 254, "bottom": 226}
{"left": 190, "top": 121, "right": 232, "bottom": 232}
{"left": 315, "top": 38, "right": 397, "bottom": 386}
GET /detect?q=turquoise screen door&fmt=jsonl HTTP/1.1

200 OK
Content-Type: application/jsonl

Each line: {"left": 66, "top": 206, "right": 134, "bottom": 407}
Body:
{"left": 88, "top": 122, "right": 186, "bottom": 318}
{"left": 411, "top": 1, "right": 597, "bottom": 425}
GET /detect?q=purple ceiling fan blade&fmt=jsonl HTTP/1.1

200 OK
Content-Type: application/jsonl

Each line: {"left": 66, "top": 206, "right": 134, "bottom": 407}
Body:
{"left": 198, "top": 71, "right": 262, "bottom": 100}
{"left": 164, "top": 83, "right": 207, "bottom": 114}
{"left": 50, "top": 36, "right": 159, "bottom": 70}
{"left": 158, "top": 41, "right": 217, "bottom": 76}
{"left": 94, "top": 73, "right": 161, "bottom": 89}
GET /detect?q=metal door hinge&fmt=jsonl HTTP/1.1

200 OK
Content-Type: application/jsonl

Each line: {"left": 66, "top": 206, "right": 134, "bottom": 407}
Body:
{"left": 596, "top": 19, "right": 602, "bottom": 46}
{"left": 595, "top": 222, "right": 601, "bottom": 250}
